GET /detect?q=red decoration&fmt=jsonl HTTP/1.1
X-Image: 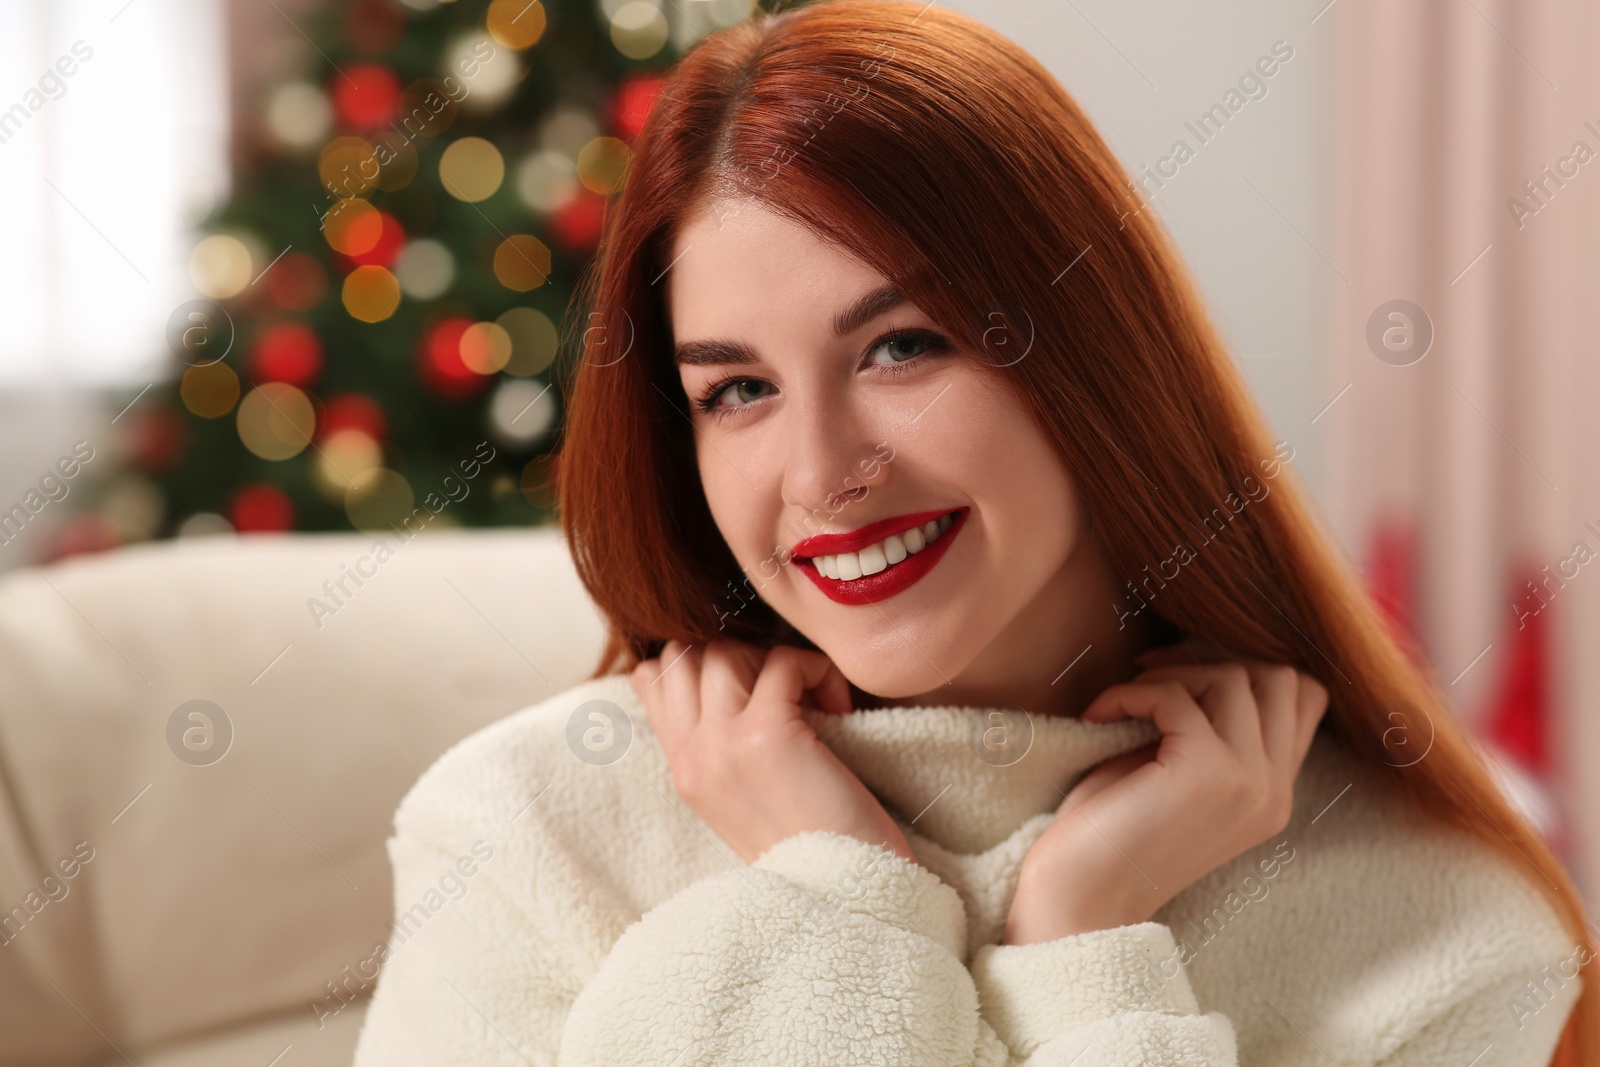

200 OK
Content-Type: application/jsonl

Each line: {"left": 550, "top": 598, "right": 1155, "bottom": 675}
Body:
{"left": 419, "top": 317, "right": 492, "bottom": 399}
{"left": 336, "top": 212, "right": 406, "bottom": 270}
{"left": 1364, "top": 517, "right": 1425, "bottom": 666}
{"left": 266, "top": 252, "right": 329, "bottom": 312}
{"left": 126, "top": 404, "right": 187, "bottom": 475}
{"left": 321, "top": 393, "right": 388, "bottom": 441}
{"left": 344, "top": 0, "right": 405, "bottom": 55}
{"left": 251, "top": 321, "right": 324, "bottom": 387}
{"left": 550, "top": 188, "right": 607, "bottom": 252}
{"left": 1487, "top": 565, "right": 1551, "bottom": 775}
{"left": 610, "top": 75, "right": 666, "bottom": 140}
{"left": 231, "top": 484, "right": 295, "bottom": 533}
{"left": 332, "top": 64, "right": 402, "bottom": 131}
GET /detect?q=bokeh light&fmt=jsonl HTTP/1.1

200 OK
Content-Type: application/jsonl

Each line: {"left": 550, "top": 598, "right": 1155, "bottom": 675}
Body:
{"left": 189, "top": 235, "right": 253, "bottom": 299}
{"left": 180, "top": 361, "right": 241, "bottom": 419}
{"left": 439, "top": 136, "right": 505, "bottom": 202}
{"left": 493, "top": 235, "right": 550, "bottom": 291}
{"left": 237, "top": 383, "right": 316, "bottom": 461}
{"left": 395, "top": 239, "right": 456, "bottom": 300}
{"left": 496, "top": 306, "right": 559, "bottom": 376}
{"left": 342, "top": 265, "right": 402, "bottom": 322}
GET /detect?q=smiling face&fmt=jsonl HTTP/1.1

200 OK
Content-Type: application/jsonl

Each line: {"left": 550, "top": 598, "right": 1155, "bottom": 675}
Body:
{"left": 666, "top": 197, "right": 1140, "bottom": 712}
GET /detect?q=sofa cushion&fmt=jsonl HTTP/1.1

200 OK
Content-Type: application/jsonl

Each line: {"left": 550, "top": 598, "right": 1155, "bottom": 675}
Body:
{"left": 0, "top": 526, "right": 606, "bottom": 1062}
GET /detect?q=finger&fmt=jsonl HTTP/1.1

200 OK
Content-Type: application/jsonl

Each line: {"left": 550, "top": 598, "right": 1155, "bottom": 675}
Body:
{"left": 1132, "top": 663, "right": 1265, "bottom": 771}
{"left": 1078, "top": 678, "right": 1216, "bottom": 756}
{"left": 1290, "top": 671, "right": 1331, "bottom": 767}
{"left": 653, "top": 638, "right": 704, "bottom": 731}
{"left": 1062, "top": 742, "right": 1159, "bottom": 806}
{"left": 749, "top": 645, "right": 854, "bottom": 717}
{"left": 1244, "top": 663, "right": 1301, "bottom": 767}
{"left": 698, "top": 640, "right": 767, "bottom": 719}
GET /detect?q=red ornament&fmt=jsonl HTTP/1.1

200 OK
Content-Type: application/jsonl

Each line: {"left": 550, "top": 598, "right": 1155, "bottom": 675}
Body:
{"left": 126, "top": 404, "right": 187, "bottom": 474}
{"left": 419, "top": 317, "right": 492, "bottom": 399}
{"left": 252, "top": 321, "right": 324, "bottom": 387}
{"left": 610, "top": 75, "right": 666, "bottom": 140}
{"left": 321, "top": 393, "right": 388, "bottom": 441}
{"left": 332, "top": 64, "right": 402, "bottom": 131}
{"left": 266, "top": 252, "right": 329, "bottom": 311}
{"left": 344, "top": 0, "right": 405, "bottom": 55}
{"left": 231, "top": 484, "right": 295, "bottom": 533}
{"left": 336, "top": 212, "right": 406, "bottom": 269}
{"left": 550, "top": 188, "right": 607, "bottom": 252}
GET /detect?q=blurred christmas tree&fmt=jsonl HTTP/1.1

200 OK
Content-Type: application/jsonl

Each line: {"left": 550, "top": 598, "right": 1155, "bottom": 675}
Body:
{"left": 90, "top": 0, "right": 756, "bottom": 547}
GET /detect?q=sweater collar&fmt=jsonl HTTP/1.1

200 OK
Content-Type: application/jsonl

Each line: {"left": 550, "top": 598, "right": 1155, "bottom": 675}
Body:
{"left": 803, "top": 703, "right": 1162, "bottom": 855}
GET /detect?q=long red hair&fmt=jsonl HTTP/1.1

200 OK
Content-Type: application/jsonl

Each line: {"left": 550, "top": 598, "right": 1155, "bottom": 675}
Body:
{"left": 554, "top": 2, "right": 1594, "bottom": 1060}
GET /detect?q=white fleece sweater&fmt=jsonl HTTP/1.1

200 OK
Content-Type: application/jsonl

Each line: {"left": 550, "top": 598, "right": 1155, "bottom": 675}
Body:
{"left": 350, "top": 672, "right": 1581, "bottom": 1066}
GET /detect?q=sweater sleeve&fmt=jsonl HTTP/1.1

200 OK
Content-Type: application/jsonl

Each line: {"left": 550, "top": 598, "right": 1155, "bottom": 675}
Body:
{"left": 968, "top": 921, "right": 1238, "bottom": 1065}
{"left": 1375, "top": 948, "right": 1581, "bottom": 1067}
{"left": 557, "top": 830, "right": 1239, "bottom": 1066}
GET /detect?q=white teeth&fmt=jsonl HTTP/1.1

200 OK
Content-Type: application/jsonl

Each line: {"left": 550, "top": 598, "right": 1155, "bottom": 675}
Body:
{"left": 811, "top": 512, "right": 958, "bottom": 582}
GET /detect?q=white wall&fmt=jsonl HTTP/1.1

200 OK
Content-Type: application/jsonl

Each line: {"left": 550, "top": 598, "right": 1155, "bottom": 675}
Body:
{"left": 946, "top": 0, "right": 1334, "bottom": 509}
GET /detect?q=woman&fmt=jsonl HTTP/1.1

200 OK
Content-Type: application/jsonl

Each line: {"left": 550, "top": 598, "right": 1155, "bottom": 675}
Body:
{"left": 352, "top": 2, "right": 1594, "bottom": 1064}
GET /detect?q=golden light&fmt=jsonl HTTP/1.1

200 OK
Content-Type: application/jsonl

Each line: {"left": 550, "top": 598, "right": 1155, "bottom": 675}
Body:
{"left": 180, "top": 361, "right": 241, "bottom": 419}
{"left": 460, "top": 321, "right": 514, "bottom": 374}
{"left": 487, "top": 0, "right": 546, "bottom": 49}
{"left": 373, "top": 130, "right": 420, "bottom": 191}
{"left": 189, "top": 235, "right": 253, "bottom": 299}
{"left": 324, "top": 198, "right": 383, "bottom": 256}
{"left": 577, "top": 136, "right": 630, "bottom": 195}
{"left": 345, "top": 467, "right": 416, "bottom": 533}
{"left": 312, "top": 429, "right": 384, "bottom": 500}
{"left": 609, "top": 1, "right": 669, "bottom": 60}
{"left": 439, "top": 136, "right": 506, "bottom": 202}
{"left": 237, "top": 383, "right": 316, "bottom": 461}
{"left": 342, "top": 265, "right": 402, "bottom": 323}
{"left": 493, "top": 235, "right": 550, "bottom": 291}
{"left": 319, "top": 136, "right": 381, "bottom": 199}
{"left": 496, "top": 306, "right": 559, "bottom": 376}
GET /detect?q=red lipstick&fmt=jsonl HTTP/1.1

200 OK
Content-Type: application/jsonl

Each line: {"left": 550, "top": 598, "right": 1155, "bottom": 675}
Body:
{"left": 791, "top": 507, "right": 968, "bottom": 605}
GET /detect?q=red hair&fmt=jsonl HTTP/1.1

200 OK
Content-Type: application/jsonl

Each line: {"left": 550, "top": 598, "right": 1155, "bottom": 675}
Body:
{"left": 554, "top": 2, "right": 1595, "bottom": 1060}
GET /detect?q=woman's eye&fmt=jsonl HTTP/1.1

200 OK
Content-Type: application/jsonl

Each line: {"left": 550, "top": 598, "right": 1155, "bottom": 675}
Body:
{"left": 697, "top": 378, "right": 770, "bottom": 416}
{"left": 867, "top": 331, "right": 941, "bottom": 366}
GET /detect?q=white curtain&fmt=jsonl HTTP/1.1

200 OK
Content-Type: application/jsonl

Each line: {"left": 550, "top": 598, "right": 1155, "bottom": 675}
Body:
{"left": 0, "top": 0, "right": 228, "bottom": 386}
{"left": 1328, "top": 0, "right": 1600, "bottom": 902}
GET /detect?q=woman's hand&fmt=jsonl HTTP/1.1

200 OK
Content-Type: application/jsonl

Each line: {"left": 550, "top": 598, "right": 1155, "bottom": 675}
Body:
{"left": 1003, "top": 639, "right": 1329, "bottom": 945}
{"left": 631, "top": 638, "right": 917, "bottom": 866}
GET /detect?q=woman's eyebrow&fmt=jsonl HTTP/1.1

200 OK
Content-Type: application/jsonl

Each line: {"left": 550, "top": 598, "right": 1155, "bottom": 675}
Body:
{"left": 672, "top": 284, "right": 907, "bottom": 368}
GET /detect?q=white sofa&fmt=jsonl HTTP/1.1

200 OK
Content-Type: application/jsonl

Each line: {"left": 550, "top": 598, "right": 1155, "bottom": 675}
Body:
{"left": 0, "top": 526, "right": 608, "bottom": 1065}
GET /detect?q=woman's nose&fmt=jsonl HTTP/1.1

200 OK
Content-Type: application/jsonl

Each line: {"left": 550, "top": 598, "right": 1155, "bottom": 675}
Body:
{"left": 779, "top": 399, "right": 882, "bottom": 517}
